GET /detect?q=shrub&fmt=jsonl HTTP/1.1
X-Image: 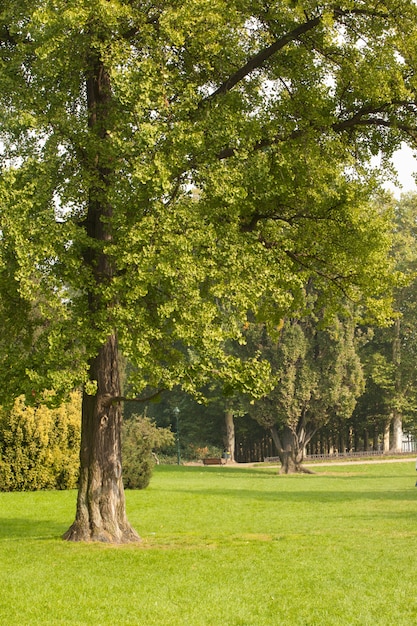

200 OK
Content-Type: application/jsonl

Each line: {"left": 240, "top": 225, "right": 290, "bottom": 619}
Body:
{"left": 0, "top": 393, "right": 81, "bottom": 491}
{"left": 122, "top": 414, "right": 174, "bottom": 489}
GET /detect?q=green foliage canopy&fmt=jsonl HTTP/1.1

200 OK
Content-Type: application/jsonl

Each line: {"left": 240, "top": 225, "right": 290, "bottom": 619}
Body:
{"left": 0, "top": 0, "right": 416, "bottom": 401}
{"left": 355, "top": 192, "right": 417, "bottom": 430}
{"left": 248, "top": 306, "right": 364, "bottom": 439}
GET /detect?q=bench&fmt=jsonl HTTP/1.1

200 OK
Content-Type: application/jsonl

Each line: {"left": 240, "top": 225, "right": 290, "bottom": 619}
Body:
{"left": 202, "top": 457, "right": 225, "bottom": 466}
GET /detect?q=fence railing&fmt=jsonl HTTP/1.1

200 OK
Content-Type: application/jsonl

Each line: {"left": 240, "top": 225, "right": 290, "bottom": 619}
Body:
{"left": 264, "top": 449, "right": 416, "bottom": 463}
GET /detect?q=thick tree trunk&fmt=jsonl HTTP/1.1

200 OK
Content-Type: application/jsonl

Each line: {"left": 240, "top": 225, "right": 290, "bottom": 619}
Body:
{"left": 224, "top": 409, "right": 236, "bottom": 462}
{"left": 270, "top": 425, "right": 314, "bottom": 474}
{"left": 62, "top": 53, "right": 140, "bottom": 542}
{"left": 63, "top": 334, "right": 140, "bottom": 543}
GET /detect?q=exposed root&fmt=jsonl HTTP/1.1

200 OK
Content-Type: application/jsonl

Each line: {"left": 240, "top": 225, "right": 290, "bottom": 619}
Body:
{"left": 62, "top": 521, "right": 141, "bottom": 544}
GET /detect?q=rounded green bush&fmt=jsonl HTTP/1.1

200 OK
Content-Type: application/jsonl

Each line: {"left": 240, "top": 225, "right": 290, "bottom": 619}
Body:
{"left": 122, "top": 414, "right": 174, "bottom": 490}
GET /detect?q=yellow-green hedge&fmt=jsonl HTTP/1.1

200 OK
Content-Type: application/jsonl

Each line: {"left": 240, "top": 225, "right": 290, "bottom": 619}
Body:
{"left": 0, "top": 393, "right": 81, "bottom": 491}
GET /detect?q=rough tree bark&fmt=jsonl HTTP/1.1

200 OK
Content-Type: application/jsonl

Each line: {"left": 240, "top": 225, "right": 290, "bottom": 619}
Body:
{"left": 63, "top": 335, "right": 140, "bottom": 542}
{"left": 63, "top": 53, "right": 139, "bottom": 542}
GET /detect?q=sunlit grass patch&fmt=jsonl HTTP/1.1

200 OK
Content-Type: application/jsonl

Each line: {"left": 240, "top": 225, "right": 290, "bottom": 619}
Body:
{"left": 1, "top": 460, "right": 417, "bottom": 625}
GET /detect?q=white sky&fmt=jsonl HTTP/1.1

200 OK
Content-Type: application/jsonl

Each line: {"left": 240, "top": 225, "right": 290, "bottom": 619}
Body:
{"left": 386, "top": 143, "right": 417, "bottom": 197}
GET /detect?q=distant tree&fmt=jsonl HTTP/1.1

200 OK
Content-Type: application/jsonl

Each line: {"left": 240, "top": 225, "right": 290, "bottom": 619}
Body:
{"left": 248, "top": 307, "right": 364, "bottom": 473}
{"left": 354, "top": 193, "right": 417, "bottom": 451}
{"left": 388, "top": 193, "right": 417, "bottom": 448}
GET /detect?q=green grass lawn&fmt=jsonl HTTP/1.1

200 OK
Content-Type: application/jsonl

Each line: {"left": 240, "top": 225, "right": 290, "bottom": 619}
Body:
{"left": 1, "top": 460, "right": 417, "bottom": 625}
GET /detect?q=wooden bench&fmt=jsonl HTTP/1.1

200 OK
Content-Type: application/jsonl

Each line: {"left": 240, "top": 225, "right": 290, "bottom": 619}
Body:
{"left": 202, "top": 457, "right": 225, "bottom": 466}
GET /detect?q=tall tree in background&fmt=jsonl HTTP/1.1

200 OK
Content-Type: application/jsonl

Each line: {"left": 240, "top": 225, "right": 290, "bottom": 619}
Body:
{"left": 0, "top": 1, "right": 416, "bottom": 541}
{"left": 355, "top": 192, "right": 417, "bottom": 451}
{"left": 248, "top": 306, "right": 364, "bottom": 473}
{"left": 389, "top": 193, "right": 417, "bottom": 449}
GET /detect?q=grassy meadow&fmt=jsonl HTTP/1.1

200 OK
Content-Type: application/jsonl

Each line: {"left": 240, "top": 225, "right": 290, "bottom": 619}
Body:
{"left": 1, "top": 460, "right": 417, "bottom": 625}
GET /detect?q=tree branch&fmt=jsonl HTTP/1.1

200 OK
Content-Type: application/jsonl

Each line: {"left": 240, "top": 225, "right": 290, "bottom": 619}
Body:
{"left": 240, "top": 204, "right": 344, "bottom": 232}
{"left": 216, "top": 102, "right": 417, "bottom": 162}
{"left": 284, "top": 249, "right": 358, "bottom": 299}
{"left": 199, "top": 6, "right": 392, "bottom": 108}
{"left": 111, "top": 388, "right": 166, "bottom": 405}
{"left": 200, "top": 16, "right": 322, "bottom": 106}
{"left": 332, "top": 108, "right": 417, "bottom": 149}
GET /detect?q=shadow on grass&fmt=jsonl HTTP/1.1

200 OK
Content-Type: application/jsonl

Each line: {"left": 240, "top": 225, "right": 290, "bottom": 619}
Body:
{"left": 0, "top": 518, "right": 66, "bottom": 541}
{"left": 156, "top": 464, "right": 415, "bottom": 479}
{"left": 154, "top": 465, "right": 417, "bottom": 504}
{"left": 160, "top": 484, "right": 417, "bottom": 503}
{"left": 158, "top": 468, "right": 417, "bottom": 503}
{"left": 155, "top": 465, "right": 280, "bottom": 477}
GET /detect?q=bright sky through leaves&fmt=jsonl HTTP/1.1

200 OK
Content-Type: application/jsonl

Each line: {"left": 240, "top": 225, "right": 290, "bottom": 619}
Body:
{"left": 390, "top": 144, "right": 417, "bottom": 196}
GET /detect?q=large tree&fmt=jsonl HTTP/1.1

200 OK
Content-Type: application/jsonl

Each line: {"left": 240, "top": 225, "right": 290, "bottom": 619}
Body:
{"left": 0, "top": 0, "right": 416, "bottom": 541}
{"left": 247, "top": 306, "right": 364, "bottom": 473}
{"left": 354, "top": 192, "right": 417, "bottom": 451}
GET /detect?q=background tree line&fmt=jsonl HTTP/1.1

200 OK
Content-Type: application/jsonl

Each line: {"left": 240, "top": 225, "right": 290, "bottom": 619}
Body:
{"left": 141, "top": 192, "right": 417, "bottom": 471}
{"left": 2, "top": 191, "right": 417, "bottom": 485}
{"left": 2, "top": 191, "right": 417, "bottom": 484}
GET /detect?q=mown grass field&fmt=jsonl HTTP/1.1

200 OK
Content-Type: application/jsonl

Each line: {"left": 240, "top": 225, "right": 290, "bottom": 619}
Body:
{"left": 1, "top": 460, "right": 417, "bottom": 625}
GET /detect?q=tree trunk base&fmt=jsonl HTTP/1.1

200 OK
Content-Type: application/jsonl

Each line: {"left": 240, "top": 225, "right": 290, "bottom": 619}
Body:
{"left": 62, "top": 520, "right": 140, "bottom": 544}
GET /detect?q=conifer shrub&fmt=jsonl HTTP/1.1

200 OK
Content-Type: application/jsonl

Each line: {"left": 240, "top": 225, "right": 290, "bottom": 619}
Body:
{"left": 0, "top": 393, "right": 81, "bottom": 491}
{"left": 122, "top": 415, "right": 174, "bottom": 489}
